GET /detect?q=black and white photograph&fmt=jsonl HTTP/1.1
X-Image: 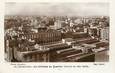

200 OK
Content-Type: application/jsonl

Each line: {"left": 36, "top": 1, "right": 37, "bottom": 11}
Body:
{"left": 4, "top": 2, "right": 109, "bottom": 62}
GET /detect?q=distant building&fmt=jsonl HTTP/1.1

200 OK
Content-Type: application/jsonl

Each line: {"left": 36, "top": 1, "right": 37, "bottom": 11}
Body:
{"left": 30, "top": 18, "right": 38, "bottom": 26}
{"left": 84, "top": 27, "right": 88, "bottom": 33}
{"left": 54, "top": 20, "right": 62, "bottom": 29}
{"left": 100, "top": 27, "right": 109, "bottom": 41}
{"left": 88, "top": 27, "right": 98, "bottom": 37}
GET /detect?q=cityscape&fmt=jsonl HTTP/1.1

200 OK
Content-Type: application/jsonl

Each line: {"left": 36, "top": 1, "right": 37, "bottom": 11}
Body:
{"left": 4, "top": 3, "right": 109, "bottom": 62}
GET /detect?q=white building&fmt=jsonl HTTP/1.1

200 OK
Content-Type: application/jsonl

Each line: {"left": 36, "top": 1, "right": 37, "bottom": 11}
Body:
{"left": 100, "top": 27, "right": 109, "bottom": 41}
{"left": 62, "top": 38, "right": 76, "bottom": 45}
{"left": 54, "top": 20, "right": 62, "bottom": 29}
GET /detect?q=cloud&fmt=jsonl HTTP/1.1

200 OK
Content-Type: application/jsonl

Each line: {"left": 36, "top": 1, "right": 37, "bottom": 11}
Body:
{"left": 5, "top": 3, "right": 109, "bottom": 16}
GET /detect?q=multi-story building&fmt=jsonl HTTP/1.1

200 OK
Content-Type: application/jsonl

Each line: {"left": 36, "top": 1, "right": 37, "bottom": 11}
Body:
{"left": 54, "top": 20, "right": 62, "bottom": 29}
{"left": 19, "top": 29, "right": 62, "bottom": 44}
{"left": 100, "top": 27, "right": 109, "bottom": 41}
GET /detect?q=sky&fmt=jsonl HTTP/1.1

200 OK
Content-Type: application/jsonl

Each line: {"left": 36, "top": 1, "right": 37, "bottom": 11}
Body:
{"left": 5, "top": 2, "right": 109, "bottom": 16}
